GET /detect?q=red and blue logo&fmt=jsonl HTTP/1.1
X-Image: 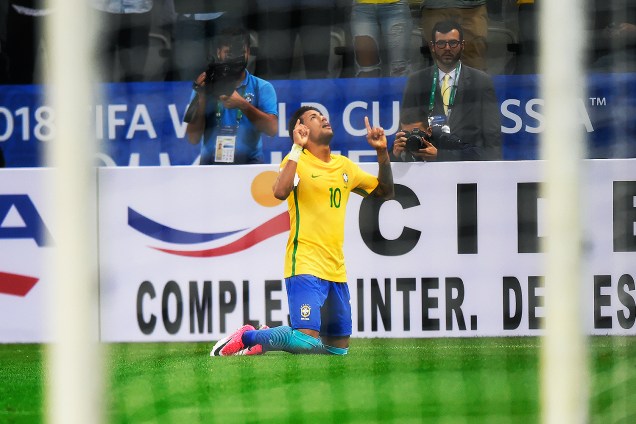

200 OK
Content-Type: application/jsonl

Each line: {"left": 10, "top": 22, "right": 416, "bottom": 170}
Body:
{"left": 128, "top": 171, "right": 290, "bottom": 257}
{"left": 0, "top": 271, "right": 39, "bottom": 297}
{"left": 0, "top": 194, "right": 49, "bottom": 297}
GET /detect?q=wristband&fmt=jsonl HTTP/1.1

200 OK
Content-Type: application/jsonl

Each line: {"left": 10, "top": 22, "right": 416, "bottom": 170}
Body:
{"left": 288, "top": 144, "right": 303, "bottom": 162}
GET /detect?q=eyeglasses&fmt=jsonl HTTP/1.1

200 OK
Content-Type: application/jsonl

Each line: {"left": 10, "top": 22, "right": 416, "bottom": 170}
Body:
{"left": 433, "top": 40, "right": 461, "bottom": 49}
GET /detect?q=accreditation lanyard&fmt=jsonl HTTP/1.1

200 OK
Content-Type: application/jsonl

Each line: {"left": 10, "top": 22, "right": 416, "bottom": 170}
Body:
{"left": 428, "top": 62, "right": 461, "bottom": 119}
{"left": 215, "top": 85, "right": 246, "bottom": 127}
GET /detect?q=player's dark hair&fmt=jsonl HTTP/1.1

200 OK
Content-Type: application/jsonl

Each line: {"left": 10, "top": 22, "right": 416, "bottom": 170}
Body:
{"left": 431, "top": 20, "right": 464, "bottom": 42}
{"left": 288, "top": 106, "right": 321, "bottom": 140}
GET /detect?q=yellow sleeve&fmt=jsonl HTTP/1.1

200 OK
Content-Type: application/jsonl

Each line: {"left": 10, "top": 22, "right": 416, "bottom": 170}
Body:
{"left": 350, "top": 161, "right": 379, "bottom": 197}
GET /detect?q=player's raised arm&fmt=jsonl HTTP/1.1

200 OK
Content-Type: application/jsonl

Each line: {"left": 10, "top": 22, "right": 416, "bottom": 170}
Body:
{"left": 364, "top": 116, "right": 394, "bottom": 200}
{"left": 273, "top": 119, "right": 308, "bottom": 200}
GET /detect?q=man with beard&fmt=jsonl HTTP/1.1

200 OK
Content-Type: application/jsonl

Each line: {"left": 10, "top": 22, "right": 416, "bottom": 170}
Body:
{"left": 394, "top": 20, "right": 501, "bottom": 162}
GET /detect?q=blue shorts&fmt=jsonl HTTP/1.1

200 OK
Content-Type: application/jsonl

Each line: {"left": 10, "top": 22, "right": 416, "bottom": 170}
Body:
{"left": 285, "top": 275, "right": 352, "bottom": 337}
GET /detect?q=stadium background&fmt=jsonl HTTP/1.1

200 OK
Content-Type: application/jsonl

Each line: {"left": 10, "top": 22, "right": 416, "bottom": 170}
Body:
{"left": 0, "top": 73, "right": 635, "bottom": 167}
{"left": 1, "top": 0, "right": 636, "bottom": 422}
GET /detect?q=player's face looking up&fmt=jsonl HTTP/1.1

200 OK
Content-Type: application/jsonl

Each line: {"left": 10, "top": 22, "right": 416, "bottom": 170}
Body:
{"left": 299, "top": 110, "right": 334, "bottom": 144}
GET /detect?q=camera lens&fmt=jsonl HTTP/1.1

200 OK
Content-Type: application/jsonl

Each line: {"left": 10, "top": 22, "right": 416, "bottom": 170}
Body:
{"left": 405, "top": 134, "right": 424, "bottom": 152}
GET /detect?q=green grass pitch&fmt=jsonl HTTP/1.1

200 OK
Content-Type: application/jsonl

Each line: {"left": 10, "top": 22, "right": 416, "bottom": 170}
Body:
{"left": 1, "top": 337, "right": 635, "bottom": 423}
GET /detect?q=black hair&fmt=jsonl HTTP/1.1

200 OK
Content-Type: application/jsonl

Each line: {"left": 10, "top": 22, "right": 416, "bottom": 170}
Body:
{"left": 400, "top": 108, "right": 425, "bottom": 126}
{"left": 288, "top": 106, "right": 321, "bottom": 139}
{"left": 431, "top": 20, "right": 464, "bottom": 42}
{"left": 216, "top": 27, "right": 250, "bottom": 51}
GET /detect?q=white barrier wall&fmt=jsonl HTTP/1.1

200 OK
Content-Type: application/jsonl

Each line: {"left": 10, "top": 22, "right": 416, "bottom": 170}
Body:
{"left": 0, "top": 169, "right": 54, "bottom": 342}
{"left": 1, "top": 161, "right": 635, "bottom": 342}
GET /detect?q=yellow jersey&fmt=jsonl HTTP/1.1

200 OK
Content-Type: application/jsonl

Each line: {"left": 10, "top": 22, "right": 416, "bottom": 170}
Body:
{"left": 281, "top": 149, "right": 379, "bottom": 282}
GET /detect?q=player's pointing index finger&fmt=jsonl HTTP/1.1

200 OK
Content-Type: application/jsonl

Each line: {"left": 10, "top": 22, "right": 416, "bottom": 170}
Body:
{"left": 364, "top": 116, "right": 372, "bottom": 133}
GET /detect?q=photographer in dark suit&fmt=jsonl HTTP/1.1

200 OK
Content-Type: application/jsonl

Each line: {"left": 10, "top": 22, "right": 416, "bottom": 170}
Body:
{"left": 394, "top": 20, "right": 501, "bottom": 162}
{"left": 184, "top": 27, "right": 278, "bottom": 165}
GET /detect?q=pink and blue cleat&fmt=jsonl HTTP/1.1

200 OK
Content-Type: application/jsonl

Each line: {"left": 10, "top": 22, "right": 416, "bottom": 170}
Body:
{"left": 237, "top": 325, "right": 269, "bottom": 356}
{"left": 210, "top": 324, "right": 269, "bottom": 356}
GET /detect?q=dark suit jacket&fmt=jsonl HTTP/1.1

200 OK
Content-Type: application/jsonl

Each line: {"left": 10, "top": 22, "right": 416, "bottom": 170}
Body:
{"left": 401, "top": 63, "right": 502, "bottom": 161}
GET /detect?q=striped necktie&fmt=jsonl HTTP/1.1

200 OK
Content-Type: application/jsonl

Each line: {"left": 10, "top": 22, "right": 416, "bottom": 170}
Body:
{"left": 442, "top": 73, "right": 451, "bottom": 115}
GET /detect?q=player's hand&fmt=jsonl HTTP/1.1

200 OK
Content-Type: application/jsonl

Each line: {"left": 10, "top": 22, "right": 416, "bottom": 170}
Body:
{"left": 364, "top": 116, "right": 387, "bottom": 151}
{"left": 293, "top": 119, "right": 309, "bottom": 147}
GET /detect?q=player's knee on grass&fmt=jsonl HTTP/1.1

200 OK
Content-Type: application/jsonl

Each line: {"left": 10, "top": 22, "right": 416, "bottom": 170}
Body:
{"left": 324, "top": 345, "right": 348, "bottom": 355}
{"left": 288, "top": 329, "right": 326, "bottom": 354}
{"left": 247, "top": 326, "right": 350, "bottom": 355}
{"left": 287, "top": 331, "right": 348, "bottom": 355}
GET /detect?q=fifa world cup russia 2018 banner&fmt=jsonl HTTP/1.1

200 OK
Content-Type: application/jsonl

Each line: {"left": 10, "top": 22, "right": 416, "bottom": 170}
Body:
{"left": 2, "top": 161, "right": 635, "bottom": 342}
{"left": 0, "top": 74, "right": 635, "bottom": 167}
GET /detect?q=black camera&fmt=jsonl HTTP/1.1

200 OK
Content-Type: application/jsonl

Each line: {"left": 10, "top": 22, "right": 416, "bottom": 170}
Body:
{"left": 403, "top": 128, "right": 430, "bottom": 152}
{"left": 183, "top": 55, "right": 246, "bottom": 123}
{"left": 403, "top": 125, "right": 466, "bottom": 152}
{"left": 203, "top": 55, "right": 247, "bottom": 98}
